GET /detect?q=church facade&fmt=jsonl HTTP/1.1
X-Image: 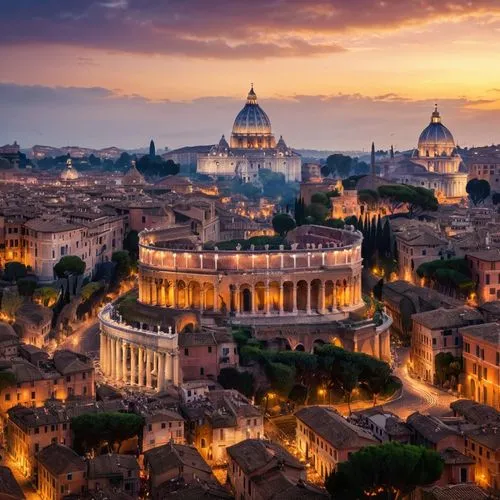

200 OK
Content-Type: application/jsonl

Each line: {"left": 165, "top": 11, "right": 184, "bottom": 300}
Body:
{"left": 385, "top": 106, "right": 468, "bottom": 201}
{"left": 197, "top": 86, "right": 301, "bottom": 183}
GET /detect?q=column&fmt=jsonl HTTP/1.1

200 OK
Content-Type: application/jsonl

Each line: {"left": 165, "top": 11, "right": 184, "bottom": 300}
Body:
{"left": 306, "top": 282, "right": 311, "bottom": 314}
{"left": 159, "top": 284, "right": 166, "bottom": 306}
{"left": 146, "top": 349, "right": 152, "bottom": 388}
{"left": 158, "top": 353, "right": 166, "bottom": 392}
{"left": 332, "top": 284, "right": 337, "bottom": 310}
{"left": 173, "top": 353, "right": 180, "bottom": 386}
{"left": 279, "top": 284, "right": 284, "bottom": 314}
{"left": 122, "top": 342, "right": 128, "bottom": 383}
{"left": 116, "top": 339, "right": 122, "bottom": 382}
{"left": 110, "top": 338, "right": 116, "bottom": 379}
{"left": 130, "top": 345, "right": 137, "bottom": 386}
{"left": 265, "top": 281, "right": 270, "bottom": 314}
{"left": 172, "top": 283, "right": 177, "bottom": 308}
{"left": 200, "top": 289, "right": 204, "bottom": 313}
{"left": 292, "top": 283, "right": 298, "bottom": 313}
{"left": 100, "top": 332, "right": 106, "bottom": 375}
{"left": 320, "top": 284, "right": 326, "bottom": 314}
{"left": 138, "top": 347, "right": 145, "bottom": 387}
{"left": 251, "top": 286, "right": 256, "bottom": 314}
{"left": 165, "top": 353, "right": 172, "bottom": 383}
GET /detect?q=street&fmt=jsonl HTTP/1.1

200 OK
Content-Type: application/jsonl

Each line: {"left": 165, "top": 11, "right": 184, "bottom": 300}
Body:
{"left": 59, "top": 319, "right": 100, "bottom": 357}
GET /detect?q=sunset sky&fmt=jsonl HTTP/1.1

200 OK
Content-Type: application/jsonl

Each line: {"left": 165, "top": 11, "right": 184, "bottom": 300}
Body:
{"left": 2, "top": 0, "right": 500, "bottom": 151}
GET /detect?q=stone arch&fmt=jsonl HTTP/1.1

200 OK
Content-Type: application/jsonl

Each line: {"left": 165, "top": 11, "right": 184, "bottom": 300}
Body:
{"left": 283, "top": 281, "right": 294, "bottom": 312}
{"left": 297, "top": 280, "right": 308, "bottom": 312}
{"left": 240, "top": 284, "right": 252, "bottom": 313}
{"left": 295, "top": 344, "right": 305, "bottom": 351}
{"left": 176, "top": 280, "right": 187, "bottom": 308}
{"left": 312, "top": 338, "right": 326, "bottom": 353}
{"left": 255, "top": 281, "right": 265, "bottom": 311}
{"left": 325, "top": 280, "right": 334, "bottom": 311}
{"left": 330, "top": 336, "right": 343, "bottom": 348}
{"left": 269, "top": 281, "right": 280, "bottom": 312}
{"left": 267, "top": 337, "right": 292, "bottom": 351}
{"left": 203, "top": 283, "right": 214, "bottom": 311}
{"left": 310, "top": 279, "right": 322, "bottom": 312}
{"left": 188, "top": 281, "right": 201, "bottom": 309}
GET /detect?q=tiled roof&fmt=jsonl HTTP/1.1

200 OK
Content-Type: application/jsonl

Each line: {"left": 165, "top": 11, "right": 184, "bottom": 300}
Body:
{"left": 227, "top": 439, "right": 302, "bottom": 476}
{"left": 450, "top": 399, "right": 500, "bottom": 425}
{"left": 411, "top": 307, "right": 483, "bottom": 330}
{"left": 459, "top": 322, "right": 500, "bottom": 345}
{"left": 406, "top": 412, "right": 458, "bottom": 444}
{"left": 38, "top": 444, "right": 85, "bottom": 476}
{"left": 295, "top": 406, "right": 377, "bottom": 449}
{"left": 421, "top": 484, "right": 488, "bottom": 499}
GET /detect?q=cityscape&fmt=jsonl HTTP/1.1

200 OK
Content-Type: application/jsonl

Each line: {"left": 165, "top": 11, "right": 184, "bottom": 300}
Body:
{"left": 1, "top": 1, "right": 500, "bottom": 499}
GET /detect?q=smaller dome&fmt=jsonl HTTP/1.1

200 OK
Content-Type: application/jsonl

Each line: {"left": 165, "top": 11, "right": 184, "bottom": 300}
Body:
{"left": 60, "top": 158, "right": 79, "bottom": 181}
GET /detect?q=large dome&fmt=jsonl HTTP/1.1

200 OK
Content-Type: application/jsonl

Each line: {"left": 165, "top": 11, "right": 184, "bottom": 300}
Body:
{"left": 230, "top": 86, "right": 276, "bottom": 149}
{"left": 418, "top": 105, "right": 455, "bottom": 151}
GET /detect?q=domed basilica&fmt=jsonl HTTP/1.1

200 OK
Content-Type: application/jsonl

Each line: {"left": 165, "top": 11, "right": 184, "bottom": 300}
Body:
{"left": 385, "top": 106, "right": 467, "bottom": 201}
{"left": 197, "top": 86, "right": 301, "bottom": 182}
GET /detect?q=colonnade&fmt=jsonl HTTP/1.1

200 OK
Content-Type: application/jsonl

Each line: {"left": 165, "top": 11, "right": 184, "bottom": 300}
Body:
{"left": 138, "top": 275, "right": 361, "bottom": 316}
{"left": 100, "top": 332, "right": 180, "bottom": 391}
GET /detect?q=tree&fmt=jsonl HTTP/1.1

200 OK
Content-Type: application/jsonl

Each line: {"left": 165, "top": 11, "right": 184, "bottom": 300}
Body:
{"left": 337, "top": 361, "right": 361, "bottom": 414}
{"left": 311, "top": 192, "right": 329, "bottom": 207}
{"left": 466, "top": 178, "right": 491, "bottom": 206}
{"left": 115, "top": 152, "right": 132, "bottom": 170}
{"left": 149, "top": 139, "right": 156, "bottom": 158}
{"left": 3, "top": 262, "right": 27, "bottom": 282}
{"left": 123, "top": 230, "right": 139, "bottom": 260}
{"left": 306, "top": 203, "right": 329, "bottom": 223}
{"left": 112, "top": 251, "right": 132, "bottom": 280}
{"left": 1, "top": 288, "right": 23, "bottom": 318}
{"left": 218, "top": 368, "right": 255, "bottom": 398}
{"left": 17, "top": 278, "right": 37, "bottom": 297}
{"left": 272, "top": 213, "right": 296, "bottom": 237}
{"left": 71, "top": 412, "right": 144, "bottom": 454}
{"left": 33, "top": 287, "right": 59, "bottom": 307}
{"left": 493, "top": 192, "right": 500, "bottom": 205}
{"left": 358, "top": 189, "right": 379, "bottom": 209}
{"left": 136, "top": 155, "right": 179, "bottom": 178}
{"left": 54, "top": 256, "right": 86, "bottom": 278}
{"left": 326, "top": 442, "right": 444, "bottom": 500}
{"left": 322, "top": 154, "right": 352, "bottom": 178}
{"left": 88, "top": 154, "right": 101, "bottom": 167}
{"left": 294, "top": 197, "right": 306, "bottom": 226}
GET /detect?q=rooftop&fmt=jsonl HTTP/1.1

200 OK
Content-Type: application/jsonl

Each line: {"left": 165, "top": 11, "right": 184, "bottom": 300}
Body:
{"left": 406, "top": 412, "right": 459, "bottom": 444}
{"left": 466, "top": 248, "right": 500, "bottom": 262}
{"left": 37, "top": 443, "right": 85, "bottom": 476}
{"left": 227, "top": 439, "right": 303, "bottom": 476}
{"left": 295, "top": 406, "right": 377, "bottom": 449}
{"left": 411, "top": 307, "right": 483, "bottom": 330}
{"left": 450, "top": 399, "right": 500, "bottom": 425}
{"left": 459, "top": 322, "right": 500, "bottom": 345}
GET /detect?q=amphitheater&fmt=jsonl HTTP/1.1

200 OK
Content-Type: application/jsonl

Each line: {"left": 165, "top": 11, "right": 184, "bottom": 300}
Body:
{"left": 137, "top": 225, "right": 364, "bottom": 322}
{"left": 99, "top": 224, "right": 392, "bottom": 390}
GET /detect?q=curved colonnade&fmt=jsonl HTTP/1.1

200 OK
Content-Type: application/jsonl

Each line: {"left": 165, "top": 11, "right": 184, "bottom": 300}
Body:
{"left": 138, "top": 225, "right": 364, "bottom": 321}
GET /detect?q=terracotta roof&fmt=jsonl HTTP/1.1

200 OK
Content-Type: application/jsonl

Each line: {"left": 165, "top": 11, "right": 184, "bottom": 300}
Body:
{"left": 37, "top": 444, "right": 85, "bottom": 476}
{"left": 87, "top": 454, "right": 139, "bottom": 479}
{"left": 459, "top": 322, "right": 500, "bottom": 345}
{"left": 411, "top": 307, "right": 483, "bottom": 330}
{"left": 52, "top": 349, "right": 92, "bottom": 374}
{"left": 144, "top": 443, "right": 212, "bottom": 477}
{"left": 295, "top": 406, "right": 377, "bottom": 449}
{"left": 421, "top": 484, "right": 488, "bottom": 499}
{"left": 227, "top": 439, "right": 303, "bottom": 476}
{"left": 466, "top": 248, "right": 500, "bottom": 262}
{"left": 0, "top": 465, "right": 25, "bottom": 499}
{"left": 439, "top": 447, "right": 475, "bottom": 465}
{"left": 406, "top": 412, "right": 459, "bottom": 444}
{"left": 450, "top": 399, "right": 500, "bottom": 425}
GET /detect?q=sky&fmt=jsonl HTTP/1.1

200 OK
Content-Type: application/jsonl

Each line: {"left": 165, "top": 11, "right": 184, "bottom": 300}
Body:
{"left": 1, "top": 0, "right": 500, "bottom": 151}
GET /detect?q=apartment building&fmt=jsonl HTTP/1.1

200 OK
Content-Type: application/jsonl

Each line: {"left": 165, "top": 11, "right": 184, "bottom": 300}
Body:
{"left": 460, "top": 322, "right": 500, "bottom": 409}
{"left": 466, "top": 249, "right": 500, "bottom": 303}
{"left": 410, "top": 307, "right": 483, "bottom": 384}
{"left": 295, "top": 406, "right": 377, "bottom": 481}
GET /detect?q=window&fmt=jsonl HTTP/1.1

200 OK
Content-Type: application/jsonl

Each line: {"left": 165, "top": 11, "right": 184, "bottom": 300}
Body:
{"left": 200, "top": 367, "right": 204, "bottom": 376}
{"left": 4, "top": 394, "right": 10, "bottom": 401}
{"left": 67, "top": 473, "right": 72, "bottom": 480}
{"left": 161, "top": 423, "right": 166, "bottom": 429}
{"left": 497, "top": 352, "right": 500, "bottom": 366}
{"left": 460, "top": 467, "right": 467, "bottom": 483}
{"left": 184, "top": 348, "right": 189, "bottom": 356}
{"left": 31, "top": 391, "right": 35, "bottom": 399}
{"left": 208, "top": 346, "right": 212, "bottom": 353}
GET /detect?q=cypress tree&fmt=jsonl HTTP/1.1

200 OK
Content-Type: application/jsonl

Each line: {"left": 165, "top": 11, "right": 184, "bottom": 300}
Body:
{"left": 382, "top": 219, "right": 393, "bottom": 258}
{"left": 149, "top": 139, "right": 156, "bottom": 158}
{"left": 376, "top": 215, "right": 384, "bottom": 256}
